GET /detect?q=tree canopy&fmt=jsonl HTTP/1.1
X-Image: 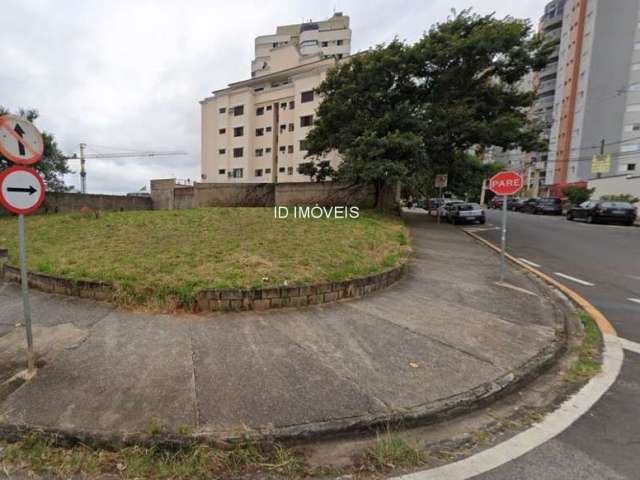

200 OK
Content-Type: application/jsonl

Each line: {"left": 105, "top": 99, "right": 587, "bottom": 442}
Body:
{"left": 302, "top": 10, "right": 551, "bottom": 207}
{"left": 0, "top": 107, "right": 70, "bottom": 192}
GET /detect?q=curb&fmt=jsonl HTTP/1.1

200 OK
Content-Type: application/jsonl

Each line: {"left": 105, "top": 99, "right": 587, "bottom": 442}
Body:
{"left": 393, "top": 230, "right": 624, "bottom": 480}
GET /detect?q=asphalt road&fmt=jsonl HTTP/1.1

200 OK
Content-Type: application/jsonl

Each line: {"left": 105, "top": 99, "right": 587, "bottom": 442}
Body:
{"left": 469, "top": 209, "right": 640, "bottom": 480}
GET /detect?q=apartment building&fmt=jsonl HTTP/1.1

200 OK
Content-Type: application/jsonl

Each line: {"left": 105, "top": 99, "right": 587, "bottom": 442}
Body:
{"left": 200, "top": 13, "right": 350, "bottom": 183}
{"left": 544, "top": 0, "right": 640, "bottom": 186}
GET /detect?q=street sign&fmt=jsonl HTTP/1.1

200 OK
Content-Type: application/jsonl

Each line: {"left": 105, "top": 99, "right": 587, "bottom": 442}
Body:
{"left": 0, "top": 166, "right": 46, "bottom": 215}
{"left": 591, "top": 154, "right": 611, "bottom": 174}
{"left": 0, "top": 114, "right": 44, "bottom": 165}
{"left": 489, "top": 171, "right": 523, "bottom": 196}
{"left": 435, "top": 174, "right": 448, "bottom": 188}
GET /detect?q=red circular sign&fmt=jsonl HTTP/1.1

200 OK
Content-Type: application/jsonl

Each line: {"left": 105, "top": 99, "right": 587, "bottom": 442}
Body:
{"left": 489, "top": 171, "right": 523, "bottom": 196}
{"left": 0, "top": 166, "right": 46, "bottom": 215}
{"left": 0, "top": 115, "right": 44, "bottom": 165}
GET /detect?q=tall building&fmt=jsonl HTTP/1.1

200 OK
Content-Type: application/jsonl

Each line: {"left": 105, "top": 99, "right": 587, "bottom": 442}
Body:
{"left": 200, "top": 13, "right": 351, "bottom": 183}
{"left": 544, "top": 0, "right": 640, "bottom": 188}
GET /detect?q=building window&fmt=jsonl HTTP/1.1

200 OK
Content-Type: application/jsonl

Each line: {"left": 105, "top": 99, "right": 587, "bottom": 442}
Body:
{"left": 621, "top": 144, "right": 640, "bottom": 153}
{"left": 232, "top": 168, "right": 243, "bottom": 178}
{"left": 279, "top": 146, "right": 286, "bottom": 152}
{"left": 624, "top": 123, "right": 640, "bottom": 132}
{"left": 256, "top": 128, "right": 264, "bottom": 136}
{"left": 255, "top": 148, "right": 263, "bottom": 157}
{"left": 300, "top": 115, "right": 313, "bottom": 127}
{"left": 256, "top": 107, "right": 264, "bottom": 116}
{"left": 266, "top": 126, "right": 272, "bottom": 132}
{"left": 233, "top": 105, "right": 244, "bottom": 116}
{"left": 633, "top": 63, "right": 640, "bottom": 71}
{"left": 287, "top": 167, "right": 293, "bottom": 175}
{"left": 628, "top": 164, "right": 637, "bottom": 171}
{"left": 279, "top": 167, "right": 285, "bottom": 173}
{"left": 218, "top": 107, "right": 226, "bottom": 114}
{"left": 288, "top": 123, "right": 294, "bottom": 132}
{"left": 627, "top": 104, "right": 640, "bottom": 112}
{"left": 289, "top": 101, "right": 295, "bottom": 109}
{"left": 233, "top": 147, "right": 243, "bottom": 158}
{"left": 337, "top": 39, "right": 344, "bottom": 46}
{"left": 266, "top": 105, "right": 272, "bottom": 111}
{"left": 287, "top": 145, "right": 294, "bottom": 153}
{"left": 265, "top": 147, "right": 271, "bottom": 153}
{"left": 280, "top": 124, "right": 287, "bottom": 132}
{"left": 301, "top": 90, "right": 314, "bottom": 103}
{"left": 265, "top": 168, "right": 271, "bottom": 174}
{"left": 255, "top": 169, "right": 263, "bottom": 177}
{"left": 299, "top": 140, "right": 307, "bottom": 151}
{"left": 337, "top": 53, "right": 343, "bottom": 59}
{"left": 218, "top": 169, "right": 225, "bottom": 175}
{"left": 321, "top": 41, "right": 328, "bottom": 47}
{"left": 280, "top": 102, "right": 287, "bottom": 109}
{"left": 218, "top": 148, "right": 226, "bottom": 154}
{"left": 233, "top": 126, "right": 244, "bottom": 137}
{"left": 218, "top": 128, "right": 226, "bottom": 134}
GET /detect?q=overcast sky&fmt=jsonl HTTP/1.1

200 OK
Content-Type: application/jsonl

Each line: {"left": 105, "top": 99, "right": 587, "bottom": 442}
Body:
{"left": 1, "top": 0, "right": 544, "bottom": 194}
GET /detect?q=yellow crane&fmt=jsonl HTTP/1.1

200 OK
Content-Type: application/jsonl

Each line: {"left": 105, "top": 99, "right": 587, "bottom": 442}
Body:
{"left": 65, "top": 143, "right": 187, "bottom": 193}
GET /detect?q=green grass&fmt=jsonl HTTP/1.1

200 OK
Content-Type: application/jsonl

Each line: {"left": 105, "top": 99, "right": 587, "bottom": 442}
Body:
{"left": 0, "top": 208, "right": 409, "bottom": 310}
{"left": 0, "top": 437, "right": 304, "bottom": 479}
{"left": 564, "top": 310, "right": 602, "bottom": 383}
{"left": 366, "top": 430, "right": 429, "bottom": 470}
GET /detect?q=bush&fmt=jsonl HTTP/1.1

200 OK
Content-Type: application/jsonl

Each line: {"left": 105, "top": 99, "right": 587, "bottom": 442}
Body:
{"left": 600, "top": 194, "right": 639, "bottom": 204}
{"left": 563, "top": 185, "right": 595, "bottom": 206}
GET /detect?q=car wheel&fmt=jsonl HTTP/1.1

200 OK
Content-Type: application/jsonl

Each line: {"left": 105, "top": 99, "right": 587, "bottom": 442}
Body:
{"left": 586, "top": 215, "right": 594, "bottom": 224}
{"left": 567, "top": 212, "right": 573, "bottom": 221}
{"left": 479, "top": 218, "right": 486, "bottom": 225}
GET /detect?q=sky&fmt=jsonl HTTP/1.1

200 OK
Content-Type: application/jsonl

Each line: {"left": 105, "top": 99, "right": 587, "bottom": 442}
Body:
{"left": 1, "top": 0, "right": 544, "bottom": 194}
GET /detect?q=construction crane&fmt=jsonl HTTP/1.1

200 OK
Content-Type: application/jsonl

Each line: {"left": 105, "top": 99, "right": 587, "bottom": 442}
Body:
{"left": 65, "top": 143, "right": 187, "bottom": 193}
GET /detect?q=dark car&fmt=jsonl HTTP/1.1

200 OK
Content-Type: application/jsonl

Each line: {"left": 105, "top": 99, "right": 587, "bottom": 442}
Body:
{"left": 448, "top": 203, "right": 485, "bottom": 225}
{"left": 567, "top": 200, "right": 637, "bottom": 226}
{"left": 511, "top": 197, "right": 528, "bottom": 211}
{"left": 520, "top": 197, "right": 563, "bottom": 215}
{"left": 489, "top": 197, "right": 516, "bottom": 209}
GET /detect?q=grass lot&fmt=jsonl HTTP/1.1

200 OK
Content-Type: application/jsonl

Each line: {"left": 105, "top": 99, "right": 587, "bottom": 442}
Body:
{"left": 0, "top": 207, "right": 409, "bottom": 310}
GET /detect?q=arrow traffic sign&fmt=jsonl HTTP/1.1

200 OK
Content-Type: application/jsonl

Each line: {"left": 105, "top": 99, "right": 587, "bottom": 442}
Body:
{"left": 0, "top": 114, "right": 44, "bottom": 165}
{"left": 0, "top": 166, "right": 46, "bottom": 215}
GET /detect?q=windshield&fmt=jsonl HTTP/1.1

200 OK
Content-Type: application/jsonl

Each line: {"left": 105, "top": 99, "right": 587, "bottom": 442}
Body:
{"left": 602, "top": 202, "right": 633, "bottom": 209}
{"left": 458, "top": 204, "right": 481, "bottom": 211}
{"left": 539, "top": 198, "right": 560, "bottom": 205}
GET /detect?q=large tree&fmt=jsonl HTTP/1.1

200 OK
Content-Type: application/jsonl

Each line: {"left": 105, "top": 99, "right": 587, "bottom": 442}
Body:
{"left": 0, "top": 107, "right": 70, "bottom": 192}
{"left": 302, "top": 10, "right": 551, "bottom": 207}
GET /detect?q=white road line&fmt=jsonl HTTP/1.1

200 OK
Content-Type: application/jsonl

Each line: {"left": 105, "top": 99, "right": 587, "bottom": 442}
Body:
{"left": 393, "top": 334, "right": 624, "bottom": 480}
{"left": 518, "top": 258, "right": 541, "bottom": 268}
{"left": 494, "top": 281, "right": 538, "bottom": 296}
{"left": 620, "top": 337, "right": 640, "bottom": 355}
{"left": 629, "top": 275, "right": 640, "bottom": 281}
{"left": 552, "top": 272, "right": 595, "bottom": 287}
{"left": 464, "top": 226, "right": 500, "bottom": 233}
{"left": 628, "top": 298, "right": 640, "bottom": 305}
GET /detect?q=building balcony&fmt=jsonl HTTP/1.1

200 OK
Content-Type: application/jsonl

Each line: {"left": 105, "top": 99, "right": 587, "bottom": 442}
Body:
{"left": 541, "top": 13, "right": 563, "bottom": 32}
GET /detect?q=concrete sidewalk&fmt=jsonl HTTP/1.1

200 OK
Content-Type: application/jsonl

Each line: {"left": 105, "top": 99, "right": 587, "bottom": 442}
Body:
{"left": 0, "top": 210, "right": 567, "bottom": 443}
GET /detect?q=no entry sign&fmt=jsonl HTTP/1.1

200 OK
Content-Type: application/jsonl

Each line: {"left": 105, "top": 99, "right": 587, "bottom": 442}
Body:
{"left": 489, "top": 171, "right": 523, "bottom": 196}
{"left": 0, "top": 114, "right": 44, "bottom": 165}
{"left": 0, "top": 166, "right": 46, "bottom": 215}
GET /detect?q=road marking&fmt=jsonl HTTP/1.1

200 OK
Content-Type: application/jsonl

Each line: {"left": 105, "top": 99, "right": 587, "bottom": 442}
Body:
{"left": 518, "top": 258, "right": 541, "bottom": 268}
{"left": 494, "top": 281, "right": 538, "bottom": 296}
{"left": 553, "top": 272, "right": 595, "bottom": 287}
{"left": 629, "top": 276, "right": 640, "bottom": 281}
{"left": 628, "top": 298, "right": 640, "bottom": 305}
{"left": 620, "top": 337, "right": 640, "bottom": 355}
{"left": 463, "top": 226, "right": 499, "bottom": 233}
{"left": 392, "top": 334, "right": 623, "bottom": 480}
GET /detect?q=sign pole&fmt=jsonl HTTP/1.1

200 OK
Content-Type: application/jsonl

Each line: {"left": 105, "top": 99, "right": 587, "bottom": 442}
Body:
{"left": 500, "top": 195, "right": 508, "bottom": 283}
{"left": 17, "top": 213, "right": 35, "bottom": 374}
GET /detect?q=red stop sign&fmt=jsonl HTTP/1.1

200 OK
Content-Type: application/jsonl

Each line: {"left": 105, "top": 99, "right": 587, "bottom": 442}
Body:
{"left": 489, "top": 171, "right": 523, "bottom": 196}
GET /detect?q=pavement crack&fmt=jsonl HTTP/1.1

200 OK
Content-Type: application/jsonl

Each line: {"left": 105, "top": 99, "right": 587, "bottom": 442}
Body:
{"left": 188, "top": 324, "right": 202, "bottom": 429}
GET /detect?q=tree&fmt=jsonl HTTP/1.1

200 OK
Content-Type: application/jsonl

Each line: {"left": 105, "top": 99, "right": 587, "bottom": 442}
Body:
{"left": 563, "top": 185, "right": 595, "bottom": 206}
{"left": 0, "top": 107, "right": 71, "bottom": 191}
{"left": 303, "top": 10, "right": 551, "bottom": 208}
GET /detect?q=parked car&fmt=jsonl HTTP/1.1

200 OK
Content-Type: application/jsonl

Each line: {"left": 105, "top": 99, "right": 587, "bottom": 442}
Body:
{"left": 437, "top": 200, "right": 465, "bottom": 218}
{"left": 448, "top": 203, "right": 486, "bottom": 225}
{"left": 511, "top": 197, "right": 528, "bottom": 211}
{"left": 489, "top": 197, "right": 516, "bottom": 210}
{"left": 566, "top": 200, "right": 637, "bottom": 225}
{"left": 520, "top": 197, "right": 563, "bottom": 215}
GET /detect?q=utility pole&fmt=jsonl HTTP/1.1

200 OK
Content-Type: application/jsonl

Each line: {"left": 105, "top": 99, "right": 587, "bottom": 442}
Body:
{"left": 79, "top": 142, "right": 87, "bottom": 194}
{"left": 596, "top": 138, "right": 605, "bottom": 179}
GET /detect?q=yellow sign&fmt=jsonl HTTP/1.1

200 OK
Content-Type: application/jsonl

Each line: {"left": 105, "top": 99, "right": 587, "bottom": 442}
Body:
{"left": 591, "top": 154, "right": 611, "bottom": 174}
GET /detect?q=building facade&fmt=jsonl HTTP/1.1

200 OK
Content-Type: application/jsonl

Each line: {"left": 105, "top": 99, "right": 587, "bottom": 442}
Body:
{"left": 201, "top": 13, "right": 350, "bottom": 183}
{"left": 544, "top": 0, "right": 640, "bottom": 187}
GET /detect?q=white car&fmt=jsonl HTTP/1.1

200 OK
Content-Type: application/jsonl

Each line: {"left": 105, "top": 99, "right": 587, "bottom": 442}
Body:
{"left": 437, "top": 200, "right": 465, "bottom": 218}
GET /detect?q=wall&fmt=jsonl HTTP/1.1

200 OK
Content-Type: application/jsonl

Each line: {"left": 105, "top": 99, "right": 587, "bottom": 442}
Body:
{"left": 588, "top": 174, "right": 640, "bottom": 199}
{"left": 150, "top": 179, "right": 397, "bottom": 210}
{"left": 22, "top": 192, "right": 151, "bottom": 215}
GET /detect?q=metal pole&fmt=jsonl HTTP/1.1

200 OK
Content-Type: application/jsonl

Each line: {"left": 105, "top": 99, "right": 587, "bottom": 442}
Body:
{"left": 500, "top": 195, "right": 507, "bottom": 283}
{"left": 437, "top": 186, "right": 442, "bottom": 224}
{"left": 18, "top": 214, "right": 35, "bottom": 374}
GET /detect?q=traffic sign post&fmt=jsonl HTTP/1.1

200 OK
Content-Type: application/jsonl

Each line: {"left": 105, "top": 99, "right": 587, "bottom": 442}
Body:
{"left": 0, "top": 115, "right": 45, "bottom": 376}
{"left": 488, "top": 171, "right": 523, "bottom": 283}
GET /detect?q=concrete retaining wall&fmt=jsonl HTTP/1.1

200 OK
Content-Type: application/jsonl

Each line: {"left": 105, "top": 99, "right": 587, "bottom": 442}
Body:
{"left": 41, "top": 192, "right": 151, "bottom": 214}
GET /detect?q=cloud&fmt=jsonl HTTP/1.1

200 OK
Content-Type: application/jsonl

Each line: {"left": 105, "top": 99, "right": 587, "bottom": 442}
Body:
{"left": 0, "top": 0, "right": 543, "bottom": 194}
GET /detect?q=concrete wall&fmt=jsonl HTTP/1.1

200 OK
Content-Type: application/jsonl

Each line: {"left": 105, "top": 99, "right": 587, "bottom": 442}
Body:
{"left": 150, "top": 179, "right": 393, "bottom": 210}
{"left": 588, "top": 174, "right": 640, "bottom": 199}
{"left": 36, "top": 192, "right": 151, "bottom": 215}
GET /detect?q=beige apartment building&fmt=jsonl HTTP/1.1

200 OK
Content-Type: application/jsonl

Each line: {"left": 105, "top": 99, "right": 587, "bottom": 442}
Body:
{"left": 200, "top": 13, "right": 351, "bottom": 183}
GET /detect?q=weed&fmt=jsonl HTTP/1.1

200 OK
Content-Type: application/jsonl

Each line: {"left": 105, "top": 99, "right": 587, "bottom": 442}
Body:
{"left": 367, "top": 430, "right": 428, "bottom": 469}
{"left": 564, "top": 310, "right": 602, "bottom": 383}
